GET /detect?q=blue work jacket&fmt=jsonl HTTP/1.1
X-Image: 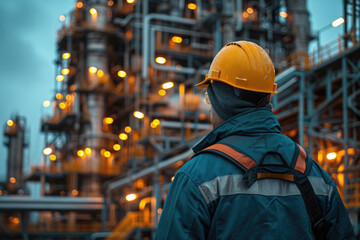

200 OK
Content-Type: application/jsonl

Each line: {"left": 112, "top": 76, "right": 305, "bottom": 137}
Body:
{"left": 155, "top": 107, "right": 355, "bottom": 240}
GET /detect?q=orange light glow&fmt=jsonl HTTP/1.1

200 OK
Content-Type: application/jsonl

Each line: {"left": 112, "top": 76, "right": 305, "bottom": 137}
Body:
{"left": 56, "top": 93, "right": 63, "bottom": 100}
{"left": 125, "top": 126, "right": 132, "bottom": 133}
{"left": 60, "top": 15, "right": 66, "bottom": 22}
{"left": 62, "top": 52, "right": 71, "bottom": 59}
{"left": 59, "top": 102, "right": 66, "bottom": 109}
{"left": 104, "top": 151, "right": 111, "bottom": 158}
{"left": 66, "top": 95, "right": 72, "bottom": 101}
{"left": 70, "top": 85, "right": 76, "bottom": 91}
{"left": 126, "top": 193, "right": 137, "bottom": 201}
{"left": 171, "top": 176, "right": 174, "bottom": 182}
{"left": 119, "top": 133, "right": 128, "bottom": 140}
{"left": 43, "top": 100, "right": 51, "bottom": 107}
{"left": 279, "top": 12, "right": 288, "bottom": 18}
{"left": 97, "top": 70, "right": 104, "bottom": 78}
{"left": 158, "top": 89, "right": 166, "bottom": 96}
{"left": 326, "top": 152, "right": 337, "bottom": 160}
{"left": 12, "top": 217, "right": 20, "bottom": 224}
{"left": 133, "top": 111, "right": 144, "bottom": 119}
{"left": 127, "top": 0, "right": 135, "bottom": 3}
{"left": 7, "top": 120, "right": 14, "bottom": 127}
{"left": 89, "top": 66, "right": 97, "bottom": 74}
{"left": 187, "top": 3, "right": 197, "bottom": 10}
{"left": 43, "top": 147, "right": 52, "bottom": 155}
{"left": 150, "top": 122, "right": 157, "bottom": 128}
{"left": 153, "top": 119, "right": 160, "bottom": 126}
{"left": 162, "top": 82, "right": 174, "bottom": 89}
{"left": 199, "top": 113, "right": 206, "bottom": 120}
{"left": 155, "top": 57, "right": 166, "bottom": 64}
{"left": 85, "top": 148, "right": 92, "bottom": 155}
{"left": 157, "top": 208, "right": 162, "bottom": 214}
{"left": 113, "top": 144, "right": 121, "bottom": 151}
{"left": 9, "top": 177, "right": 16, "bottom": 184}
{"left": 108, "top": 0, "right": 114, "bottom": 6}
{"left": 89, "top": 8, "right": 97, "bottom": 15}
{"left": 117, "top": 70, "right": 127, "bottom": 78}
{"left": 247, "top": 7, "right": 254, "bottom": 14}
{"left": 103, "top": 117, "right": 114, "bottom": 124}
{"left": 242, "top": 12, "right": 249, "bottom": 18}
{"left": 72, "top": 189, "right": 79, "bottom": 196}
{"left": 61, "top": 68, "right": 70, "bottom": 75}
{"left": 76, "top": 1, "right": 84, "bottom": 8}
{"left": 77, "top": 150, "right": 84, "bottom": 157}
{"left": 49, "top": 154, "right": 57, "bottom": 161}
{"left": 171, "top": 36, "right": 183, "bottom": 43}
{"left": 56, "top": 75, "right": 64, "bottom": 82}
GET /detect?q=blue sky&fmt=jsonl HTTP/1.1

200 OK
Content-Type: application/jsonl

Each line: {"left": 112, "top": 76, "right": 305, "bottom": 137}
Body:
{"left": 0, "top": 0, "right": 343, "bottom": 181}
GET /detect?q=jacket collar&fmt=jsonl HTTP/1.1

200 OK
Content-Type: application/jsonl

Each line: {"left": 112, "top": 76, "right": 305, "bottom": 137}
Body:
{"left": 193, "top": 106, "right": 281, "bottom": 153}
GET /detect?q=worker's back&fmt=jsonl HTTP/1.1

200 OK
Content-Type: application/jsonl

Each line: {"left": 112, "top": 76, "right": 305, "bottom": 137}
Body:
{"left": 155, "top": 107, "right": 354, "bottom": 240}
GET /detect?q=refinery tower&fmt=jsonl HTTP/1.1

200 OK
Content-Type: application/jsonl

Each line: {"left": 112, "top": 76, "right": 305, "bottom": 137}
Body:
{"left": 1, "top": 0, "right": 359, "bottom": 239}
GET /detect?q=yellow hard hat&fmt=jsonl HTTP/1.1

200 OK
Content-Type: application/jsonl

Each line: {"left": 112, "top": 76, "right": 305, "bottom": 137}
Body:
{"left": 196, "top": 41, "right": 277, "bottom": 94}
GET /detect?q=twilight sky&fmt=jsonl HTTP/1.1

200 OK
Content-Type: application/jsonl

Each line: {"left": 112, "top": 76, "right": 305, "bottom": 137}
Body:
{"left": 0, "top": 0, "right": 343, "bottom": 181}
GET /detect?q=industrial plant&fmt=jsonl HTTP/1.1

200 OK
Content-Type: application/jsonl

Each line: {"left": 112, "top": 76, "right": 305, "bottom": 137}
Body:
{"left": 0, "top": 0, "right": 359, "bottom": 239}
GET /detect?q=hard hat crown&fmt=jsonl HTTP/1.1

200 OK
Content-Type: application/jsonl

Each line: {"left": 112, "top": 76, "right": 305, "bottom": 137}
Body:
{"left": 196, "top": 41, "right": 277, "bottom": 94}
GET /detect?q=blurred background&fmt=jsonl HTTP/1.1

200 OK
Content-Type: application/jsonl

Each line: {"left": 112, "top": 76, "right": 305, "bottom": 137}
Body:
{"left": 0, "top": 0, "right": 359, "bottom": 239}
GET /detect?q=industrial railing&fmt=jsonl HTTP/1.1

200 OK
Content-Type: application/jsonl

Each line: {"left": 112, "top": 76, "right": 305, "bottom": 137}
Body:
{"left": 278, "top": 30, "right": 360, "bottom": 72}
{"left": 106, "top": 211, "right": 153, "bottom": 240}
{"left": 344, "top": 183, "right": 360, "bottom": 209}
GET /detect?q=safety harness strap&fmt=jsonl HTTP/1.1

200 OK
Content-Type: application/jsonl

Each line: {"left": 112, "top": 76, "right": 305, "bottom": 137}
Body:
{"left": 197, "top": 142, "right": 327, "bottom": 240}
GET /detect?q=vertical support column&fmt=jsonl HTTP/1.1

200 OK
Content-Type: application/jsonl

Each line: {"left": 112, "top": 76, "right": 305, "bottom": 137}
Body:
{"left": 342, "top": 57, "right": 349, "bottom": 201}
{"left": 298, "top": 72, "right": 305, "bottom": 147}
{"left": 307, "top": 84, "right": 314, "bottom": 156}
{"left": 153, "top": 155, "right": 160, "bottom": 227}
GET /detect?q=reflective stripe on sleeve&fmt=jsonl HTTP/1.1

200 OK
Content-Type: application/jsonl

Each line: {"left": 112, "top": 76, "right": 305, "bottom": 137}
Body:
{"left": 197, "top": 174, "right": 333, "bottom": 205}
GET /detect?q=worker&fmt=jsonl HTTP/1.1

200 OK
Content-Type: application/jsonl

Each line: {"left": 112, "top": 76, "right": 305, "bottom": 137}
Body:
{"left": 155, "top": 41, "right": 355, "bottom": 239}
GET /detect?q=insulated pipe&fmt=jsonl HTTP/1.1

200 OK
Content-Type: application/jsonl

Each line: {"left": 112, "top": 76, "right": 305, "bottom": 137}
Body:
{"left": 142, "top": 14, "right": 197, "bottom": 79}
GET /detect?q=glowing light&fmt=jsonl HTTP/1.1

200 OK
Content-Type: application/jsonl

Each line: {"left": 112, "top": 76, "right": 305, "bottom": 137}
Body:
{"left": 199, "top": 113, "right": 206, "bottom": 120}
{"left": 56, "top": 93, "right": 63, "bottom": 100}
{"left": 61, "top": 68, "right": 70, "bottom": 75}
{"left": 76, "top": 1, "right": 84, "bottom": 8}
{"left": 56, "top": 75, "right": 64, "bottom": 82}
{"left": 12, "top": 217, "right": 20, "bottom": 225}
{"left": 59, "top": 102, "right": 66, "bottom": 109}
{"left": 171, "top": 36, "right": 183, "bottom": 43}
{"left": 242, "top": 12, "right": 249, "bottom": 18}
{"left": 60, "top": 15, "right": 66, "bottom": 22}
{"left": 108, "top": 0, "right": 114, "bottom": 6}
{"left": 113, "top": 144, "right": 121, "bottom": 151}
{"left": 326, "top": 152, "right": 337, "bottom": 160}
{"left": 332, "top": 17, "right": 345, "bottom": 27}
{"left": 127, "top": 0, "right": 135, "bottom": 3}
{"left": 85, "top": 148, "right": 92, "bottom": 155}
{"left": 103, "top": 117, "right": 114, "bottom": 124}
{"left": 66, "top": 95, "right": 72, "bottom": 101}
{"left": 126, "top": 193, "right": 137, "bottom": 201}
{"left": 119, "top": 133, "right": 128, "bottom": 140}
{"left": 150, "top": 122, "right": 157, "bottom": 128}
{"left": 43, "top": 100, "right": 51, "bottom": 107}
{"left": 62, "top": 52, "right": 71, "bottom": 59}
{"left": 9, "top": 177, "right": 16, "bottom": 184}
{"left": 104, "top": 151, "right": 111, "bottom": 158}
{"left": 153, "top": 119, "right": 160, "bottom": 126}
{"left": 279, "top": 12, "right": 288, "bottom": 18}
{"left": 72, "top": 189, "right": 78, "bottom": 196}
{"left": 89, "top": 8, "right": 97, "bottom": 15}
{"left": 158, "top": 89, "right": 166, "bottom": 96}
{"left": 157, "top": 208, "right": 162, "bottom": 214}
{"left": 125, "top": 126, "right": 132, "bottom": 133}
{"left": 117, "top": 70, "right": 127, "bottom": 78}
{"left": 77, "top": 150, "right": 85, "bottom": 157}
{"left": 133, "top": 111, "right": 144, "bottom": 119}
{"left": 70, "top": 85, "right": 76, "bottom": 91}
{"left": 171, "top": 176, "right": 174, "bottom": 182}
{"left": 89, "top": 66, "right": 97, "bottom": 74}
{"left": 7, "top": 120, "right": 14, "bottom": 127}
{"left": 97, "top": 70, "right": 104, "bottom": 78}
{"left": 187, "top": 3, "right": 197, "bottom": 10}
{"left": 49, "top": 154, "right": 57, "bottom": 161}
{"left": 247, "top": 7, "right": 254, "bottom": 14}
{"left": 43, "top": 147, "right": 52, "bottom": 155}
{"left": 162, "top": 82, "right": 174, "bottom": 89}
{"left": 155, "top": 57, "right": 166, "bottom": 64}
